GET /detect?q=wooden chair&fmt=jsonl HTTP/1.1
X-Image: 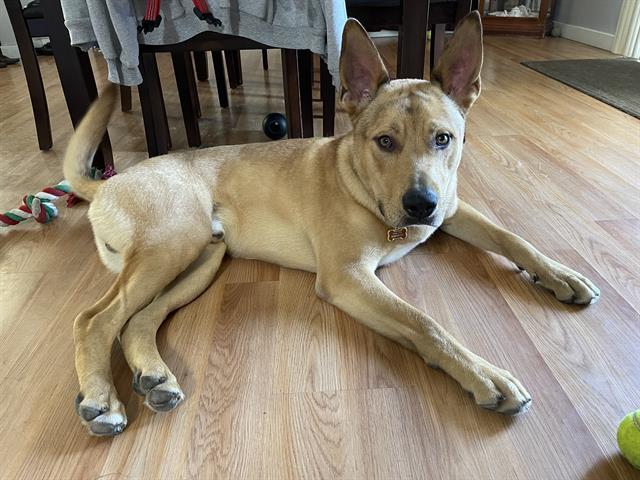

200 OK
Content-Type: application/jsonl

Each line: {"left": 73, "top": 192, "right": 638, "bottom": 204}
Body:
{"left": 5, "top": 0, "right": 128, "bottom": 157}
{"left": 138, "top": 32, "right": 308, "bottom": 157}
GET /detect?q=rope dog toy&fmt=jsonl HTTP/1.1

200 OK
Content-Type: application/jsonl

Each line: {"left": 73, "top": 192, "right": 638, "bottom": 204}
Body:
{"left": 0, "top": 166, "right": 116, "bottom": 228}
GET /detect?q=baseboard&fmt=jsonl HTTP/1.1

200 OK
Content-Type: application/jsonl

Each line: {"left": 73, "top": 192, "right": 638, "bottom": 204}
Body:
{"left": 553, "top": 21, "right": 614, "bottom": 51}
{"left": 1, "top": 38, "right": 48, "bottom": 59}
{"left": 1, "top": 44, "right": 20, "bottom": 58}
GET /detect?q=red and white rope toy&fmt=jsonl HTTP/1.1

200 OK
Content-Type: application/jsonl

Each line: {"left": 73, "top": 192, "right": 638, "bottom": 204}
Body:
{"left": 0, "top": 166, "right": 116, "bottom": 228}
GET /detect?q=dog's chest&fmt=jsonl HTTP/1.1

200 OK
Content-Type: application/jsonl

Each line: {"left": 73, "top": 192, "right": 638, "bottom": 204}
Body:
{"left": 378, "top": 226, "right": 435, "bottom": 266}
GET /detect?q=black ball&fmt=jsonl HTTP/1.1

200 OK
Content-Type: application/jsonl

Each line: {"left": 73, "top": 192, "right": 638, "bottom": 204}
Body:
{"left": 262, "top": 113, "right": 288, "bottom": 140}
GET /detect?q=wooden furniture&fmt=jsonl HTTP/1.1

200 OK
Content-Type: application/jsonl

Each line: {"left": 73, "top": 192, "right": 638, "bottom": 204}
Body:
{"left": 21, "top": 1, "right": 309, "bottom": 163}
{"left": 138, "top": 33, "right": 307, "bottom": 157}
{"left": 346, "top": 0, "right": 477, "bottom": 79}
{"left": 317, "top": 0, "right": 476, "bottom": 137}
{"left": 479, "top": 0, "right": 555, "bottom": 37}
{"left": 5, "top": 0, "right": 51, "bottom": 151}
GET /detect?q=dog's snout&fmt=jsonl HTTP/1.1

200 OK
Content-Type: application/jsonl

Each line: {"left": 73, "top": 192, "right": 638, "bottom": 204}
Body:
{"left": 402, "top": 188, "right": 438, "bottom": 220}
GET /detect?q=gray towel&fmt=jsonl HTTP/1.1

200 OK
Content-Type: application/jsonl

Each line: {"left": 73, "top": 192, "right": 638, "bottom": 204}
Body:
{"left": 61, "top": 0, "right": 346, "bottom": 87}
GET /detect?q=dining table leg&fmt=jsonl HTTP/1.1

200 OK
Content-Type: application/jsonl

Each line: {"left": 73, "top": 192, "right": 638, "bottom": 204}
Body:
{"left": 398, "top": 0, "right": 429, "bottom": 79}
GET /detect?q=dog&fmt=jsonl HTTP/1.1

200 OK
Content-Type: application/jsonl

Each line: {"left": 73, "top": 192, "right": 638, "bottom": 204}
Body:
{"left": 64, "top": 12, "right": 599, "bottom": 436}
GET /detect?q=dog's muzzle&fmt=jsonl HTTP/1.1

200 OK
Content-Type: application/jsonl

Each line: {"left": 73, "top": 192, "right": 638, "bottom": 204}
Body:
{"left": 402, "top": 187, "right": 438, "bottom": 225}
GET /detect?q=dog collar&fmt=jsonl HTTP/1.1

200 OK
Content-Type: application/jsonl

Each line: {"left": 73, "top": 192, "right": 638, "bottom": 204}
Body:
{"left": 387, "top": 227, "right": 408, "bottom": 242}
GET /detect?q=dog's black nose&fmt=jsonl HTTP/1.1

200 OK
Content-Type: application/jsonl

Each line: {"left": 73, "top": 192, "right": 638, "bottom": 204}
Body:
{"left": 402, "top": 188, "right": 438, "bottom": 220}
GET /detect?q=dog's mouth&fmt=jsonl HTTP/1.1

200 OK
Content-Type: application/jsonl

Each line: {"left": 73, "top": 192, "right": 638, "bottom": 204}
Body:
{"left": 401, "top": 215, "right": 439, "bottom": 228}
{"left": 378, "top": 202, "right": 439, "bottom": 229}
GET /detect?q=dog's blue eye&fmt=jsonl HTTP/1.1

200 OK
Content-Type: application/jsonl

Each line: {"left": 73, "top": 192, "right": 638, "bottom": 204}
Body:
{"left": 377, "top": 135, "right": 395, "bottom": 151}
{"left": 435, "top": 133, "right": 451, "bottom": 148}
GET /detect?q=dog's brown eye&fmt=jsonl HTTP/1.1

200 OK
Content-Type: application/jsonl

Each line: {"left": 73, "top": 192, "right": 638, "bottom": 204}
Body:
{"left": 435, "top": 133, "right": 451, "bottom": 148}
{"left": 377, "top": 135, "right": 394, "bottom": 151}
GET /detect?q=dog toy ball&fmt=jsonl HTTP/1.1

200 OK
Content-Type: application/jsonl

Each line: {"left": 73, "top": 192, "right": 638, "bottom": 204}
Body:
{"left": 618, "top": 409, "right": 640, "bottom": 469}
{"left": 262, "top": 112, "right": 287, "bottom": 140}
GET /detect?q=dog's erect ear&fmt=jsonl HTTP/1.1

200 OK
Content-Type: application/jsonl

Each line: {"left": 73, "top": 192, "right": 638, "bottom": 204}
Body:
{"left": 339, "top": 18, "right": 390, "bottom": 117}
{"left": 431, "top": 11, "right": 483, "bottom": 112}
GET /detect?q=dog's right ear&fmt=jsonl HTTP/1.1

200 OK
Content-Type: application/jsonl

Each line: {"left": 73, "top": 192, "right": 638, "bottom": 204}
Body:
{"left": 339, "top": 18, "right": 390, "bottom": 117}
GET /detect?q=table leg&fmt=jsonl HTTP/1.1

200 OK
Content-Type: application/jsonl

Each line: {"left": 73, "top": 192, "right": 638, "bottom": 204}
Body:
{"left": 399, "top": 0, "right": 428, "bottom": 79}
{"left": 41, "top": 0, "right": 113, "bottom": 170}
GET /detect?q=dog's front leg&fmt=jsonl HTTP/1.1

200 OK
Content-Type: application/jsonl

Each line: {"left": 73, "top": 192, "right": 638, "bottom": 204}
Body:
{"left": 442, "top": 201, "right": 600, "bottom": 304}
{"left": 316, "top": 266, "right": 531, "bottom": 414}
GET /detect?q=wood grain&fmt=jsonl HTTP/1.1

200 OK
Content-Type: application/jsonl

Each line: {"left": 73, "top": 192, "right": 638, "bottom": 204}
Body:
{"left": 1, "top": 37, "right": 639, "bottom": 479}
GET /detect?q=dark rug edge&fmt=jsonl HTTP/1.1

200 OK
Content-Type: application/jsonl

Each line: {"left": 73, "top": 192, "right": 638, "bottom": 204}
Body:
{"left": 521, "top": 60, "right": 640, "bottom": 119}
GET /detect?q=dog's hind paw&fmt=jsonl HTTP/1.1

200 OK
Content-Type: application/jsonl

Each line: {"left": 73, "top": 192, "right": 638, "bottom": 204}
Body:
{"left": 75, "top": 389, "right": 127, "bottom": 436}
{"left": 132, "top": 369, "right": 185, "bottom": 413}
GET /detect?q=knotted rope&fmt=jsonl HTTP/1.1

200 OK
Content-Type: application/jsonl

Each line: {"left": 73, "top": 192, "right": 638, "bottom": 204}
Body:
{"left": 0, "top": 166, "right": 116, "bottom": 228}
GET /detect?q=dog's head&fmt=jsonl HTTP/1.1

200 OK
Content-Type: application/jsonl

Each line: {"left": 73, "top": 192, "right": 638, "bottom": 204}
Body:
{"left": 340, "top": 12, "right": 483, "bottom": 227}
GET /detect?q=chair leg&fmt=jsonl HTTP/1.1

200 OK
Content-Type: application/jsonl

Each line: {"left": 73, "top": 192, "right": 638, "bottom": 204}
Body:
{"left": 171, "top": 52, "right": 201, "bottom": 147}
{"left": 429, "top": 24, "right": 446, "bottom": 73}
{"left": 398, "top": 0, "right": 428, "bottom": 79}
{"left": 120, "top": 85, "right": 132, "bottom": 112}
{"left": 262, "top": 49, "right": 269, "bottom": 70}
{"left": 233, "top": 50, "right": 243, "bottom": 85}
{"left": 138, "top": 52, "right": 170, "bottom": 157}
{"left": 6, "top": 0, "right": 52, "bottom": 151}
{"left": 280, "top": 49, "right": 302, "bottom": 139}
{"left": 297, "top": 50, "right": 313, "bottom": 138}
{"left": 211, "top": 51, "right": 229, "bottom": 108}
{"left": 185, "top": 54, "right": 202, "bottom": 118}
{"left": 193, "top": 51, "right": 209, "bottom": 81}
{"left": 320, "top": 58, "right": 335, "bottom": 137}
{"left": 42, "top": 0, "right": 113, "bottom": 169}
{"left": 224, "top": 50, "right": 242, "bottom": 89}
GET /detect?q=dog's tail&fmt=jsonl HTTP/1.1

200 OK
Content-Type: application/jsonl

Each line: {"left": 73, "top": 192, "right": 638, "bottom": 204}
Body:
{"left": 63, "top": 83, "right": 118, "bottom": 202}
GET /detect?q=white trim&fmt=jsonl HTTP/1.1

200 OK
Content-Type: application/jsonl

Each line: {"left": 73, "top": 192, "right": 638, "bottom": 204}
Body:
{"left": 612, "top": 0, "right": 640, "bottom": 59}
{"left": 553, "top": 21, "right": 615, "bottom": 51}
{"left": 1, "top": 45, "right": 20, "bottom": 58}
{"left": 0, "top": 38, "right": 48, "bottom": 59}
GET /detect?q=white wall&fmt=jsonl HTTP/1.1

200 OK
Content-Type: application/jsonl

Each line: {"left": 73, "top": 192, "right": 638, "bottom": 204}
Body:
{"left": 553, "top": 0, "right": 624, "bottom": 50}
{"left": 0, "top": 1, "right": 47, "bottom": 58}
{"left": 0, "top": 2, "right": 19, "bottom": 57}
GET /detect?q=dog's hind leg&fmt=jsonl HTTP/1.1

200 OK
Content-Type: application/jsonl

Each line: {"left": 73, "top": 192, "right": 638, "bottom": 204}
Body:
{"left": 74, "top": 237, "right": 211, "bottom": 436}
{"left": 120, "top": 241, "right": 226, "bottom": 413}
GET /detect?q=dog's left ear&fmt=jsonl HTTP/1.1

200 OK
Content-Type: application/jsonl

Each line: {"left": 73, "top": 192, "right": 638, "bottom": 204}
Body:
{"left": 339, "top": 18, "right": 390, "bottom": 117}
{"left": 431, "top": 11, "right": 483, "bottom": 112}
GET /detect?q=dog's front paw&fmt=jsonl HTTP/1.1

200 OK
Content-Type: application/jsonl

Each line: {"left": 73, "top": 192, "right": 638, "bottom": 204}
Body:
{"left": 75, "top": 385, "right": 127, "bottom": 436}
{"left": 132, "top": 368, "right": 185, "bottom": 413}
{"left": 526, "top": 260, "right": 600, "bottom": 305}
{"left": 466, "top": 360, "right": 532, "bottom": 415}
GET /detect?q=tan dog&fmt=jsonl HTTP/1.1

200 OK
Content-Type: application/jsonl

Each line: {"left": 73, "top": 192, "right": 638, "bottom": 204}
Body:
{"left": 64, "top": 12, "right": 599, "bottom": 436}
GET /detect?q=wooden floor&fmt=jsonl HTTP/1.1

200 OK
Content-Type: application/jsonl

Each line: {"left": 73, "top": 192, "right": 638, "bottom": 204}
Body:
{"left": 1, "top": 35, "right": 639, "bottom": 480}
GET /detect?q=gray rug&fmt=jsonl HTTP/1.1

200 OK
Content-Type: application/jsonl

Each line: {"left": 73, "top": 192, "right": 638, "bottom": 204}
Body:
{"left": 521, "top": 59, "right": 640, "bottom": 118}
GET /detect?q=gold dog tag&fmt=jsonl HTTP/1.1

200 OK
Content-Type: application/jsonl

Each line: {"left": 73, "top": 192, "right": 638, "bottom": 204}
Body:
{"left": 387, "top": 227, "right": 408, "bottom": 242}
